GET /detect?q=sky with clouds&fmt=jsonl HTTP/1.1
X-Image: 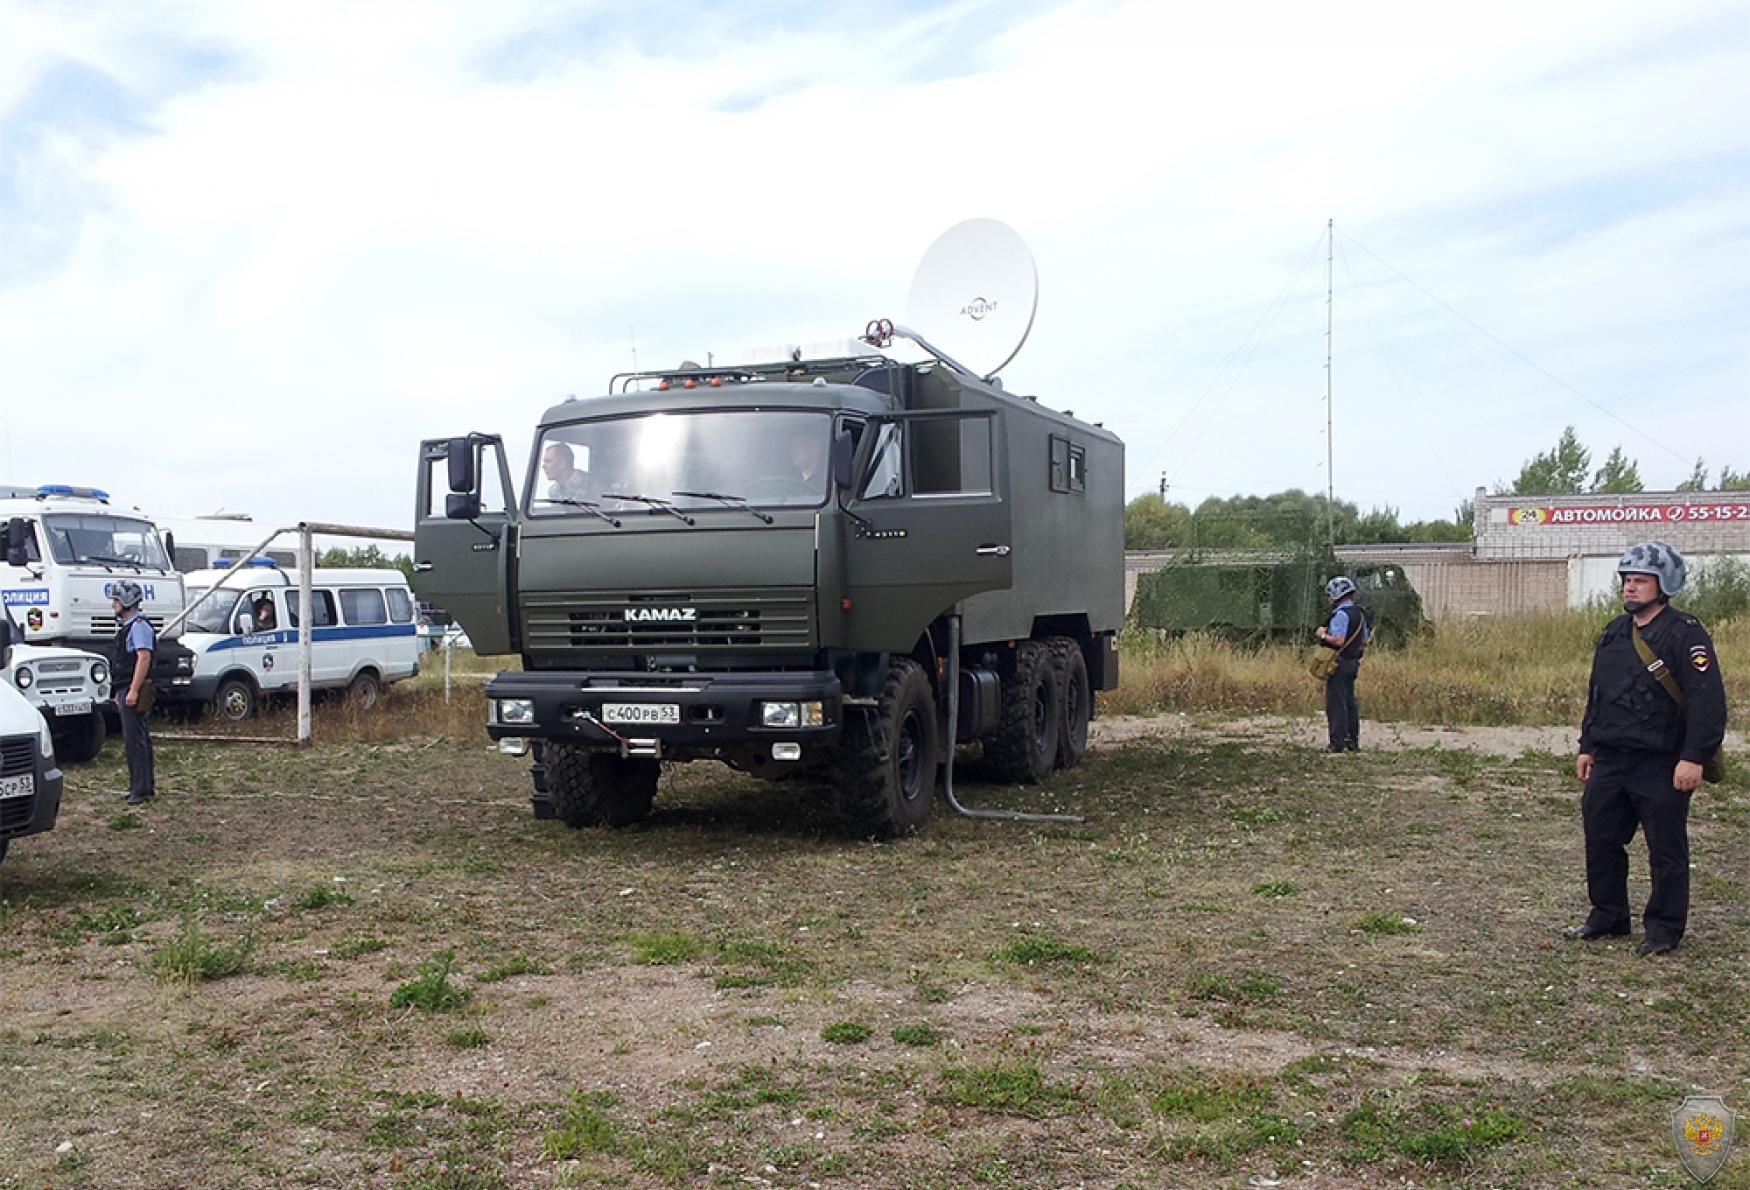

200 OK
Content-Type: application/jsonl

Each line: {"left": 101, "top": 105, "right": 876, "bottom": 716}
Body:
{"left": 0, "top": 0, "right": 1745, "bottom": 539}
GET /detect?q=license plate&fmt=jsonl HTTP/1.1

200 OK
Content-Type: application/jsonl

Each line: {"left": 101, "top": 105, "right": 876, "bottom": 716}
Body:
{"left": 602, "top": 702, "right": 680, "bottom": 725}
{"left": 0, "top": 772, "right": 32, "bottom": 800}
{"left": 53, "top": 700, "right": 93, "bottom": 717}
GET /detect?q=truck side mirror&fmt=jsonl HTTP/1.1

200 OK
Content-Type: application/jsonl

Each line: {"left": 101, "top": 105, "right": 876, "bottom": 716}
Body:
{"left": 447, "top": 438, "right": 477, "bottom": 494}
{"left": 162, "top": 530, "right": 176, "bottom": 567}
{"left": 5, "top": 517, "right": 28, "bottom": 568}
{"left": 446, "top": 492, "right": 483, "bottom": 521}
{"left": 831, "top": 432, "right": 855, "bottom": 491}
{"left": 0, "top": 615, "right": 12, "bottom": 657}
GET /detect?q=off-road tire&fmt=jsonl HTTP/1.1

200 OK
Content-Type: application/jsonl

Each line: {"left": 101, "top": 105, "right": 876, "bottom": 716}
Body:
{"left": 545, "top": 742, "right": 658, "bottom": 828}
{"left": 985, "top": 640, "right": 1060, "bottom": 784}
{"left": 51, "top": 712, "right": 106, "bottom": 764}
{"left": 347, "top": 671, "right": 382, "bottom": 710}
{"left": 830, "top": 658, "right": 937, "bottom": 838}
{"left": 213, "top": 677, "right": 257, "bottom": 721}
{"left": 1047, "top": 637, "right": 1091, "bottom": 769}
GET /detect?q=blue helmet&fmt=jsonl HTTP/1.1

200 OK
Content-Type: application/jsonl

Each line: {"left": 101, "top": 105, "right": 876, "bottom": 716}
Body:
{"left": 110, "top": 579, "right": 145, "bottom": 608}
{"left": 1616, "top": 541, "right": 1686, "bottom": 598}
{"left": 1325, "top": 576, "right": 1356, "bottom": 602}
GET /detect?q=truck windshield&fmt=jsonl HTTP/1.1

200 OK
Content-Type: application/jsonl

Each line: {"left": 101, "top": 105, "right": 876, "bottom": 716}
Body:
{"left": 530, "top": 410, "right": 832, "bottom": 517}
{"left": 184, "top": 587, "right": 242, "bottom": 634}
{"left": 40, "top": 514, "right": 172, "bottom": 570}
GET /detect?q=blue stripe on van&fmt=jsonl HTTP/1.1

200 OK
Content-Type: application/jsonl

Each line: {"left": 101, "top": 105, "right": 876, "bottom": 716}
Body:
{"left": 205, "top": 624, "right": 417, "bottom": 652}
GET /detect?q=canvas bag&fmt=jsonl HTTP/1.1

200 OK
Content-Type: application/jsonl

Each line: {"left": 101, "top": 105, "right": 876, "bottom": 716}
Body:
{"left": 1630, "top": 623, "right": 1727, "bottom": 783}
{"left": 1309, "top": 606, "right": 1367, "bottom": 681}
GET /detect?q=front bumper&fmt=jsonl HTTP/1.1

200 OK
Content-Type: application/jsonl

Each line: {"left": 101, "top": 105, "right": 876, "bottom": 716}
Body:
{"left": 484, "top": 668, "right": 844, "bottom": 757}
{"left": 0, "top": 750, "right": 64, "bottom": 844}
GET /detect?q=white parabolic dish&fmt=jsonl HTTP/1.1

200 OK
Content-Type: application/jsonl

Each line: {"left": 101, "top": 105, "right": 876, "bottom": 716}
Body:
{"left": 906, "top": 218, "right": 1038, "bottom": 378}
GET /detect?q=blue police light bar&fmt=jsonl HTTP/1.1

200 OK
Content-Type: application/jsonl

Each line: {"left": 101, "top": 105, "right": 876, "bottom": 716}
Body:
{"left": 37, "top": 484, "right": 110, "bottom": 500}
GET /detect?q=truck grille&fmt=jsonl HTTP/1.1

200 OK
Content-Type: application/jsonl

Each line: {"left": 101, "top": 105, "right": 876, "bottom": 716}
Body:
{"left": 523, "top": 589, "right": 814, "bottom": 652}
{"left": 1, "top": 736, "right": 35, "bottom": 776}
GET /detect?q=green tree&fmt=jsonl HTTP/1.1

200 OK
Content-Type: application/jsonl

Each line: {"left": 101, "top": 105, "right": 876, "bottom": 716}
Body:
{"left": 1676, "top": 459, "right": 1709, "bottom": 492}
{"left": 1720, "top": 465, "right": 1750, "bottom": 492}
{"left": 1123, "top": 494, "right": 1192, "bottom": 549}
{"left": 1511, "top": 426, "right": 1590, "bottom": 494}
{"left": 319, "top": 544, "right": 415, "bottom": 584}
{"left": 1590, "top": 446, "right": 1643, "bottom": 493}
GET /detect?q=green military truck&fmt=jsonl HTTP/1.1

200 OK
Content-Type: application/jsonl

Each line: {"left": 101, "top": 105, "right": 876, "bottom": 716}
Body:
{"left": 1130, "top": 550, "right": 1431, "bottom": 646}
{"left": 414, "top": 351, "right": 1124, "bottom": 837}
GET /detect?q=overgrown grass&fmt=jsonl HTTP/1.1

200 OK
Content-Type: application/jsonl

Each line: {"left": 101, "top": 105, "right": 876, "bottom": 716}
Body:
{"left": 1109, "top": 610, "right": 1749, "bottom": 725}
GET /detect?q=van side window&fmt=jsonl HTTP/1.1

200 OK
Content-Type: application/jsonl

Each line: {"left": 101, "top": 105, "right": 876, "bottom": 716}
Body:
{"left": 285, "top": 590, "right": 336, "bottom": 629}
{"left": 386, "top": 588, "right": 414, "bottom": 624}
{"left": 340, "top": 588, "right": 388, "bottom": 626}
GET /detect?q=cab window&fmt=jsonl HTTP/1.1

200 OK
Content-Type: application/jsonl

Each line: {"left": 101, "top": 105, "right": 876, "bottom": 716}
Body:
{"left": 386, "top": 588, "right": 414, "bottom": 624}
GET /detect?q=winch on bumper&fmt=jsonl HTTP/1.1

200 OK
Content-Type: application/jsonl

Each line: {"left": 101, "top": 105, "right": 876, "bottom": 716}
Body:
{"left": 484, "top": 669, "right": 844, "bottom": 762}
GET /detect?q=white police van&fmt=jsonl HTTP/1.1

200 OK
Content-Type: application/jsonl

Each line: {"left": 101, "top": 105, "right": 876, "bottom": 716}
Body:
{"left": 0, "top": 616, "right": 65, "bottom": 863}
{"left": 179, "top": 565, "right": 420, "bottom": 719}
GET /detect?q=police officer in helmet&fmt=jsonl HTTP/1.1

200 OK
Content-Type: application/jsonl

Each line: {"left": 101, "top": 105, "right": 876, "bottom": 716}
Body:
{"left": 1568, "top": 542, "right": 1728, "bottom": 955}
{"left": 111, "top": 579, "right": 158, "bottom": 806}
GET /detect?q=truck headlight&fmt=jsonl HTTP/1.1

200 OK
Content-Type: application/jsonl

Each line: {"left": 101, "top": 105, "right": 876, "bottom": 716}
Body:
{"left": 91, "top": 660, "right": 109, "bottom": 686}
{"left": 38, "top": 714, "right": 54, "bottom": 763}
{"left": 759, "top": 701, "right": 824, "bottom": 728}
{"left": 14, "top": 666, "right": 32, "bottom": 690}
{"left": 494, "top": 698, "right": 535, "bottom": 725}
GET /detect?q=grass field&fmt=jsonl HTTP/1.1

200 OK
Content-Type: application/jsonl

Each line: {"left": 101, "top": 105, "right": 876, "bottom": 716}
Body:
{"left": 2, "top": 624, "right": 1748, "bottom": 1189}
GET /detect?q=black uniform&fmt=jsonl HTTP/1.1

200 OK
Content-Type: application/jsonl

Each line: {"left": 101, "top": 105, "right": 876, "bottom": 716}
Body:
{"left": 1577, "top": 605, "right": 1728, "bottom": 947}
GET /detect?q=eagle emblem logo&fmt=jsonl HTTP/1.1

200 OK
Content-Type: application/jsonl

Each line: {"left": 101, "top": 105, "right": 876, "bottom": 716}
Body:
{"left": 1671, "top": 1096, "right": 1734, "bottom": 1183}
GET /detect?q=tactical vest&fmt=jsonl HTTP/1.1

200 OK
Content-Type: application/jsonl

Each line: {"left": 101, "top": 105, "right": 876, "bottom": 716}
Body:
{"left": 113, "top": 613, "right": 156, "bottom": 691}
{"left": 1586, "top": 617, "right": 1685, "bottom": 753}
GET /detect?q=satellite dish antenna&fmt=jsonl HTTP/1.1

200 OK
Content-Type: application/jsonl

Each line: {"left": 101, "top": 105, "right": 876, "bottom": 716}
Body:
{"left": 904, "top": 218, "right": 1037, "bottom": 379}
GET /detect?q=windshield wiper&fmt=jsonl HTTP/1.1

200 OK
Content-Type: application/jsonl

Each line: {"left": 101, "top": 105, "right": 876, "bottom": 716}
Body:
{"left": 600, "top": 493, "right": 696, "bottom": 526}
{"left": 80, "top": 553, "right": 148, "bottom": 571}
{"left": 672, "top": 490, "right": 775, "bottom": 524}
{"left": 545, "top": 498, "right": 622, "bottom": 528}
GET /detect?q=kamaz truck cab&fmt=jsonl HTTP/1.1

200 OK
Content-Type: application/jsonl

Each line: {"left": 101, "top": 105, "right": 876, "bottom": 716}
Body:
{"left": 416, "top": 349, "right": 1124, "bottom": 837}
{"left": 0, "top": 485, "right": 196, "bottom": 707}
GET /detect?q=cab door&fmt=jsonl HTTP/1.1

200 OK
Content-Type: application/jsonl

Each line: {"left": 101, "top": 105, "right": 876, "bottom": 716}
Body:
{"left": 233, "top": 587, "right": 293, "bottom": 692}
{"left": 840, "top": 410, "right": 1012, "bottom": 652}
{"left": 413, "top": 435, "right": 518, "bottom": 655}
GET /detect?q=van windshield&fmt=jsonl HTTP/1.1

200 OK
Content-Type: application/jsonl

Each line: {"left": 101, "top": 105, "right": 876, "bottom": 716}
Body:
{"left": 184, "top": 587, "right": 241, "bottom": 634}
{"left": 41, "top": 514, "right": 172, "bottom": 570}
{"left": 530, "top": 410, "right": 832, "bottom": 517}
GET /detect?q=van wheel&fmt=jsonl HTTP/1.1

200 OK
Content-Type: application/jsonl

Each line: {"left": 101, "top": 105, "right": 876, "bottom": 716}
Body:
{"left": 830, "top": 657, "right": 936, "bottom": 838}
{"left": 986, "top": 641, "right": 1060, "bottom": 784}
{"left": 347, "top": 672, "right": 382, "bottom": 710}
{"left": 545, "top": 742, "right": 657, "bottom": 827}
{"left": 51, "top": 713, "right": 106, "bottom": 764}
{"left": 213, "top": 678, "right": 257, "bottom": 721}
{"left": 1048, "top": 637, "right": 1091, "bottom": 769}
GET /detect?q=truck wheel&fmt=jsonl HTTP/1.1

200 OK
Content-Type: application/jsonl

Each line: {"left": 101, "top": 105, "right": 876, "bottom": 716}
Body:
{"left": 545, "top": 742, "right": 658, "bottom": 828}
{"left": 1048, "top": 638, "right": 1091, "bottom": 769}
{"left": 830, "top": 657, "right": 936, "bottom": 838}
{"left": 986, "top": 641, "right": 1060, "bottom": 784}
{"left": 347, "top": 671, "right": 382, "bottom": 709}
{"left": 0, "top": 838, "right": 7, "bottom": 863}
{"left": 51, "top": 713, "right": 106, "bottom": 764}
{"left": 213, "top": 677, "right": 257, "bottom": 721}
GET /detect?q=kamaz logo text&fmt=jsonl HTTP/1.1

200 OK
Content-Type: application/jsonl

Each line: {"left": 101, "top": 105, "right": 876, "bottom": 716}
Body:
{"left": 960, "top": 297, "right": 997, "bottom": 321}
{"left": 104, "top": 582, "right": 156, "bottom": 602}
{"left": 624, "top": 607, "right": 697, "bottom": 623}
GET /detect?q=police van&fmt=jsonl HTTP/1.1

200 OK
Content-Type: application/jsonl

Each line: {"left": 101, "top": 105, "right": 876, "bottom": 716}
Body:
{"left": 178, "top": 565, "right": 420, "bottom": 718}
{"left": 0, "top": 616, "right": 66, "bottom": 864}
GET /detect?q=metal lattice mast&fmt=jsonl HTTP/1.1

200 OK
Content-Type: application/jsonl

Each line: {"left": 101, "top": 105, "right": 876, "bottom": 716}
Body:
{"left": 1325, "top": 218, "right": 1336, "bottom": 550}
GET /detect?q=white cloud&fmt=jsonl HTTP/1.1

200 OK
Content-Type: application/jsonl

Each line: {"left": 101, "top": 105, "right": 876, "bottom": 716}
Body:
{"left": 0, "top": 0, "right": 1742, "bottom": 529}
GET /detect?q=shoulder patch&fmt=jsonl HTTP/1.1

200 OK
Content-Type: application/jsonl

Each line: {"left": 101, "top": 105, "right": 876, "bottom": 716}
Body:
{"left": 1690, "top": 644, "right": 1712, "bottom": 673}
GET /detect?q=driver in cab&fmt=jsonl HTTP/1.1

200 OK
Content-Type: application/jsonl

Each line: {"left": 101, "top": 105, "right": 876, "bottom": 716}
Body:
{"left": 542, "top": 442, "right": 598, "bottom": 503}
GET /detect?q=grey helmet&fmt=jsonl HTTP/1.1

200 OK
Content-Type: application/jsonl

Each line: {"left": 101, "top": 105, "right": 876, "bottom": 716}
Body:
{"left": 110, "top": 579, "right": 145, "bottom": 609}
{"left": 1616, "top": 541, "right": 1686, "bottom": 598}
{"left": 1325, "top": 576, "right": 1356, "bottom": 602}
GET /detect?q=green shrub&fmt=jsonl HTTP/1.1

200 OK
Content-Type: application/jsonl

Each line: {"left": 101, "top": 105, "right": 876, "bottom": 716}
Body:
{"left": 821, "top": 1021, "right": 872, "bottom": 1044}
{"left": 390, "top": 950, "right": 471, "bottom": 1012}
{"left": 152, "top": 917, "right": 254, "bottom": 983}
